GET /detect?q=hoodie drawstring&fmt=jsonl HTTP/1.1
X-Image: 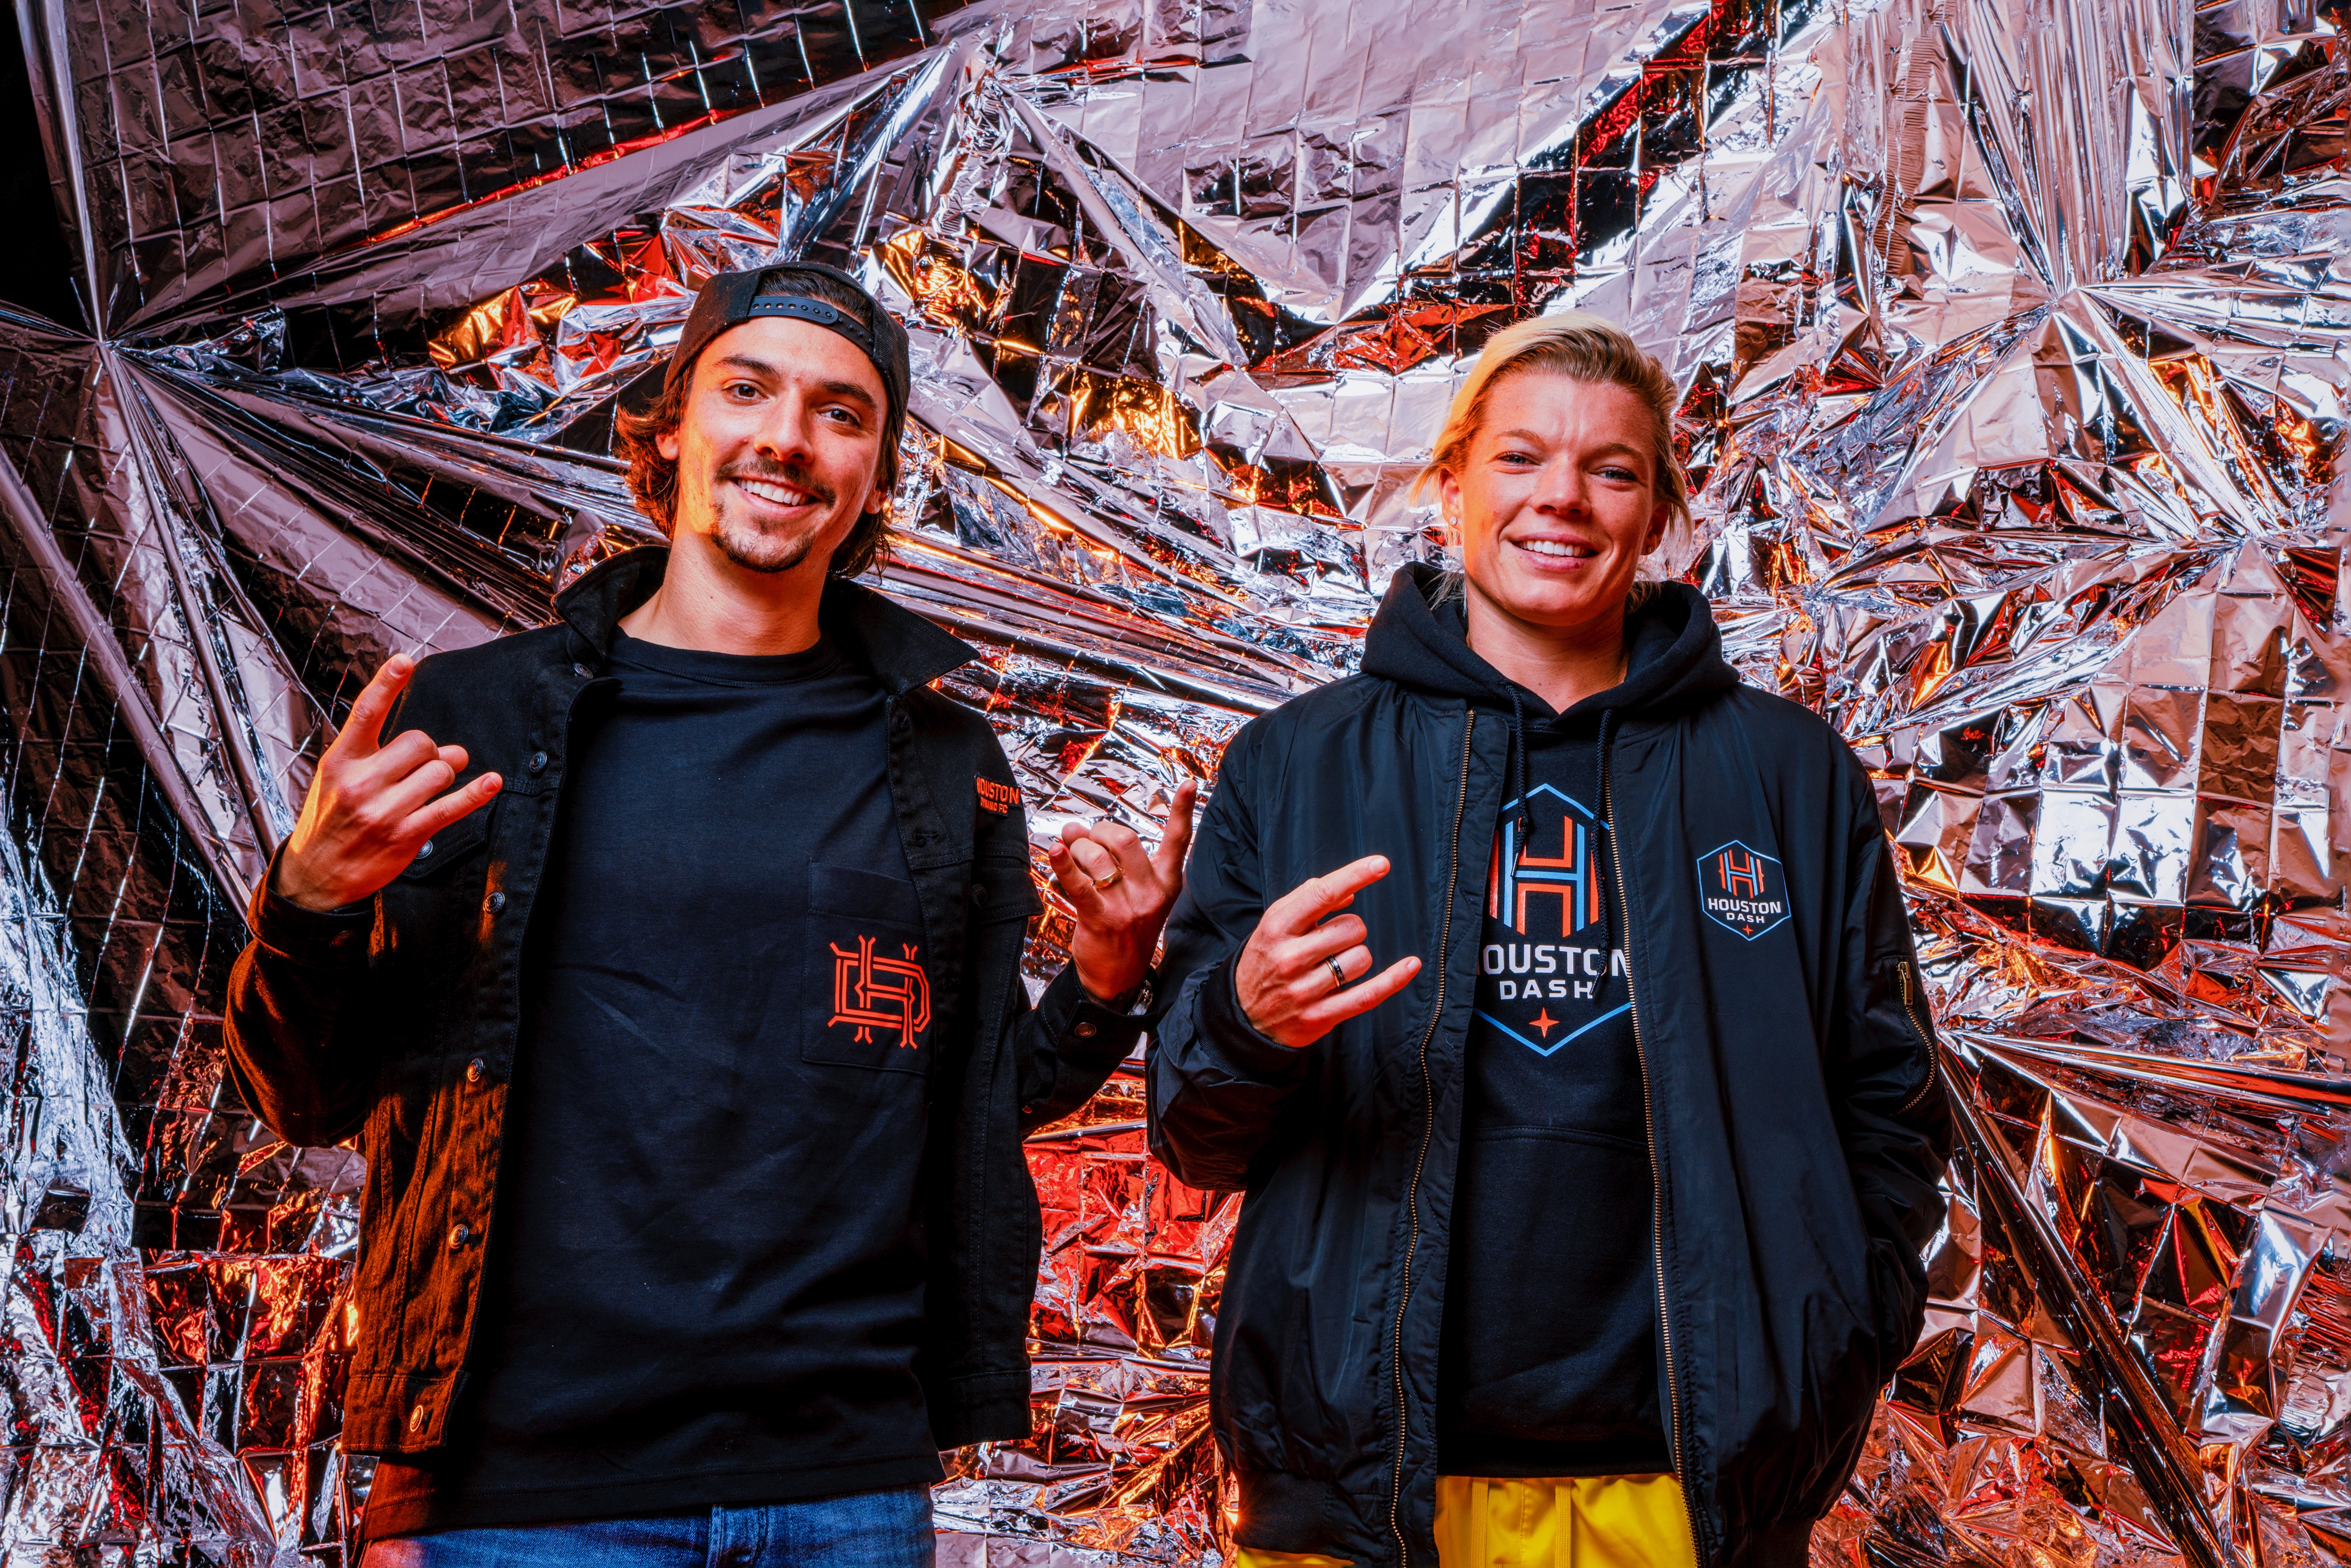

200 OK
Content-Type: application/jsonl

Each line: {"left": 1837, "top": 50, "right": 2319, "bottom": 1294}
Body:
{"left": 1507, "top": 689, "right": 1531, "bottom": 844}
{"left": 1598, "top": 707, "right": 1620, "bottom": 964}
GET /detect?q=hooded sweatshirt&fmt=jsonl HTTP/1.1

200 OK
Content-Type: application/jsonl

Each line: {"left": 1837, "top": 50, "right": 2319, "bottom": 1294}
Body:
{"left": 1357, "top": 575, "right": 1739, "bottom": 1478}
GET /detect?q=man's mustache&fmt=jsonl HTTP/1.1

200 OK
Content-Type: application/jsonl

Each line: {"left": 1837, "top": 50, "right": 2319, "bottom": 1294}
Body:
{"left": 717, "top": 464, "right": 836, "bottom": 506}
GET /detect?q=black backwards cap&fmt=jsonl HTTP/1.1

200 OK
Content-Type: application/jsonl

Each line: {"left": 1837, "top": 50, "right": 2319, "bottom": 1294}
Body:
{"left": 665, "top": 263, "right": 911, "bottom": 426}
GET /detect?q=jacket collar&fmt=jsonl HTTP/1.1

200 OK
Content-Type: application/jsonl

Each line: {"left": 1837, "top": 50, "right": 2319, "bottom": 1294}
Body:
{"left": 1361, "top": 562, "right": 1737, "bottom": 719}
{"left": 554, "top": 544, "right": 977, "bottom": 695}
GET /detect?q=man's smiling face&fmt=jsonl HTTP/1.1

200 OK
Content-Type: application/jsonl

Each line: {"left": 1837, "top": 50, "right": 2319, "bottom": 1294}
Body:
{"left": 657, "top": 316, "right": 892, "bottom": 577}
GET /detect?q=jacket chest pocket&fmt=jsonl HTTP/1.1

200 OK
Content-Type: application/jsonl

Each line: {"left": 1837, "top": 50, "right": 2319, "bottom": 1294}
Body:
{"left": 804, "top": 862, "right": 939, "bottom": 1076}
{"left": 397, "top": 807, "right": 493, "bottom": 885}
{"left": 379, "top": 806, "right": 497, "bottom": 970}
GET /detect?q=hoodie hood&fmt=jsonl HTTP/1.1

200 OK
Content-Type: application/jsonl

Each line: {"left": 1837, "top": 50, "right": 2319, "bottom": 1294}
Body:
{"left": 1360, "top": 561, "right": 1738, "bottom": 720}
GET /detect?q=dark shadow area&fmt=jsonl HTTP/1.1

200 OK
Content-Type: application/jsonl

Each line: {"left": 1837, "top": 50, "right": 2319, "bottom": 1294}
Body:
{"left": 0, "top": 38, "right": 83, "bottom": 332}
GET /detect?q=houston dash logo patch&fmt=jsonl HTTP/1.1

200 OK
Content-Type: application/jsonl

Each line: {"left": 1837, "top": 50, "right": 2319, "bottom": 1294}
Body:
{"left": 1696, "top": 841, "right": 1790, "bottom": 940}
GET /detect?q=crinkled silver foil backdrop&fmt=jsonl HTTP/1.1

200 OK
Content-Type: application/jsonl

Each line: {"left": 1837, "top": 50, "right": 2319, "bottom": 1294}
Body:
{"left": 0, "top": 0, "right": 2342, "bottom": 1560}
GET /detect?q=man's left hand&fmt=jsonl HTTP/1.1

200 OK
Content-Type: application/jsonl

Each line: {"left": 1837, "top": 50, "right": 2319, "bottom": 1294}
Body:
{"left": 1047, "top": 778, "right": 1200, "bottom": 1007}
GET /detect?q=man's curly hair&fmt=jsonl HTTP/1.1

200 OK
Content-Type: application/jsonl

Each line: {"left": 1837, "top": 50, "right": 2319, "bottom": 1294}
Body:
{"left": 614, "top": 268, "right": 900, "bottom": 578}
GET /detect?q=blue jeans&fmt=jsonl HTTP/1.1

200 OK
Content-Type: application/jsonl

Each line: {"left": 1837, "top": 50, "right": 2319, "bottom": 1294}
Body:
{"left": 359, "top": 1489, "right": 936, "bottom": 1568}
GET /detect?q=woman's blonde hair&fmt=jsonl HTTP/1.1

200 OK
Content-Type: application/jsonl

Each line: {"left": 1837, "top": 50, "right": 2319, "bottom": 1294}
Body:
{"left": 1414, "top": 312, "right": 1692, "bottom": 581}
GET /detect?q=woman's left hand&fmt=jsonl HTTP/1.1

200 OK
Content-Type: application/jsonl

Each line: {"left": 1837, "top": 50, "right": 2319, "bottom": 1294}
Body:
{"left": 1048, "top": 779, "right": 1200, "bottom": 1006}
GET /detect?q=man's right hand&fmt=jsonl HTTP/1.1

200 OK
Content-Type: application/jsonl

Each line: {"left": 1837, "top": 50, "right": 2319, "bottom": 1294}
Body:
{"left": 1235, "top": 855, "right": 1422, "bottom": 1048}
{"left": 274, "top": 655, "right": 504, "bottom": 912}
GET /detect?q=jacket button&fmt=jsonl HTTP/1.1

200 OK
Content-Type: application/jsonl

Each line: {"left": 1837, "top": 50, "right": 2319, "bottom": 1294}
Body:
{"left": 408, "top": 1406, "right": 427, "bottom": 1433}
{"left": 416, "top": 839, "right": 434, "bottom": 860}
{"left": 487, "top": 892, "right": 507, "bottom": 914}
{"left": 573, "top": 663, "right": 593, "bottom": 679}
{"left": 970, "top": 882, "right": 986, "bottom": 906}
{"left": 528, "top": 752, "right": 548, "bottom": 773}
{"left": 450, "top": 1224, "right": 473, "bottom": 1249}
{"left": 1074, "top": 1021, "right": 1097, "bottom": 1039}
{"left": 466, "top": 1059, "right": 485, "bottom": 1085}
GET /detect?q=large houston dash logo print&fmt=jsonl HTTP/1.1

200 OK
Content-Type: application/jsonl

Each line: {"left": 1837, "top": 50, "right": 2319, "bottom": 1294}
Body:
{"left": 1696, "top": 841, "right": 1791, "bottom": 940}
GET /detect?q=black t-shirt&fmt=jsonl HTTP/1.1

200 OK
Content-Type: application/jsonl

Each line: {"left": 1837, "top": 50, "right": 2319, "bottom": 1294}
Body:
{"left": 366, "top": 631, "right": 945, "bottom": 1537}
{"left": 1437, "top": 711, "right": 1670, "bottom": 1477}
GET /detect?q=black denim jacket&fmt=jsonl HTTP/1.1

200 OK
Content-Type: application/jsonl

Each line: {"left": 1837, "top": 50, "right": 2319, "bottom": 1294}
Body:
{"left": 224, "top": 548, "right": 1140, "bottom": 1457}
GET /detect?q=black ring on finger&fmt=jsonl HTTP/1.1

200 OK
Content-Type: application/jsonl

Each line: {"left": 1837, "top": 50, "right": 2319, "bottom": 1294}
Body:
{"left": 1326, "top": 954, "right": 1348, "bottom": 990}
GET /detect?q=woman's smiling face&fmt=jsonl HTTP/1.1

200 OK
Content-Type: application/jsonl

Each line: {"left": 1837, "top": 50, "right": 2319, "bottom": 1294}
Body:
{"left": 1441, "top": 372, "right": 1670, "bottom": 638}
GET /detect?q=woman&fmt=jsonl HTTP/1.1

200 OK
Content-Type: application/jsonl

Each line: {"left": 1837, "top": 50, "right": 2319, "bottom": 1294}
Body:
{"left": 1147, "top": 314, "right": 1951, "bottom": 1568}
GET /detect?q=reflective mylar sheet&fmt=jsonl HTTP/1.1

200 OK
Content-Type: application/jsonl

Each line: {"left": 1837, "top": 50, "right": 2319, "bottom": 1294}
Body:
{"left": 0, "top": 0, "right": 2343, "bottom": 1560}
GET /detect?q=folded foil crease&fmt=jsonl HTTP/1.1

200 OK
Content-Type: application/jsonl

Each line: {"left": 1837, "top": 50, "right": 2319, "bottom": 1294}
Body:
{"left": 0, "top": 0, "right": 2343, "bottom": 1560}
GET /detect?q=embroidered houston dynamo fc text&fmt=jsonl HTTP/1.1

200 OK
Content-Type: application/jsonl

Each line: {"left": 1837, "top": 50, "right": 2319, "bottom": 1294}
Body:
{"left": 975, "top": 776, "right": 1019, "bottom": 815}
{"left": 1473, "top": 782, "right": 1629, "bottom": 1059}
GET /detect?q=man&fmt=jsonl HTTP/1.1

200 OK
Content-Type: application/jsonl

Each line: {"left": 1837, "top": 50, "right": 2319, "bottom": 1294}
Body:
{"left": 226, "top": 263, "right": 1196, "bottom": 1568}
{"left": 1148, "top": 314, "right": 1950, "bottom": 1567}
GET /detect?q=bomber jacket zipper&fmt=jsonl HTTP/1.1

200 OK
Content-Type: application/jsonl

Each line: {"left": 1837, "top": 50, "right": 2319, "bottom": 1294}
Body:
{"left": 1895, "top": 961, "right": 1940, "bottom": 1116}
{"left": 1388, "top": 710, "right": 1476, "bottom": 1568}
{"left": 1603, "top": 741, "right": 1708, "bottom": 1566}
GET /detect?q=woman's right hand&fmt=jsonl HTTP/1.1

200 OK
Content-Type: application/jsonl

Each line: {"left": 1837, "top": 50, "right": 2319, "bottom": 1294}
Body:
{"left": 1235, "top": 855, "right": 1422, "bottom": 1047}
{"left": 273, "top": 655, "right": 504, "bottom": 912}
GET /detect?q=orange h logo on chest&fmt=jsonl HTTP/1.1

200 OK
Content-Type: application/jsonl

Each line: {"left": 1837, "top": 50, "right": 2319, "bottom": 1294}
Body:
{"left": 829, "top": 935, "right": 933, "bottom": 1047}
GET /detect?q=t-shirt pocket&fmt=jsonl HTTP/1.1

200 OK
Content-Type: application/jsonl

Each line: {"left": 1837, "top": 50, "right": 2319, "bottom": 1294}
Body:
{"left": 803, "top": 862, "right": 936, "bottom": 1076}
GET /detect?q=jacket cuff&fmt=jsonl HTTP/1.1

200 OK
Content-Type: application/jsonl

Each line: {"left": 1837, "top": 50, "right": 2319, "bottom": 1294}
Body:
{"left": 925, "top": 1367, "right": 1034, "bottom": 1448}
{"left": 1198, "top": 956, "right": 1312, "bottom": 1080}
{"left": 1038, "top": 965, "right": 1146, "bottom": 1062}
{"left": 248, "top": 847, "right": 373, "bottom": 972}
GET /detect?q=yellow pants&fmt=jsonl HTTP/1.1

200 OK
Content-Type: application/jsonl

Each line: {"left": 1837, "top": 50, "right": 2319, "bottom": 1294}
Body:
{"left": 1234, "top": 1474, "right": 1696, "bottom": 1568}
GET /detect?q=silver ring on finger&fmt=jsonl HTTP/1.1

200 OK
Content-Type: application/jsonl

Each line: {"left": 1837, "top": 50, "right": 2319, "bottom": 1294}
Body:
{"left": 1326, "top": 954, "right": 1348, "bottom": 990}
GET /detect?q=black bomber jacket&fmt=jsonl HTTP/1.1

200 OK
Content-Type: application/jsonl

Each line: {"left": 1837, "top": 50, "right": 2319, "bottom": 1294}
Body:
{"left": 1148, "top": 568, "right": 1954, "bottom": 1568}
{"left": 223, "top": 547, "right": 1141, "bottom": 1458}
